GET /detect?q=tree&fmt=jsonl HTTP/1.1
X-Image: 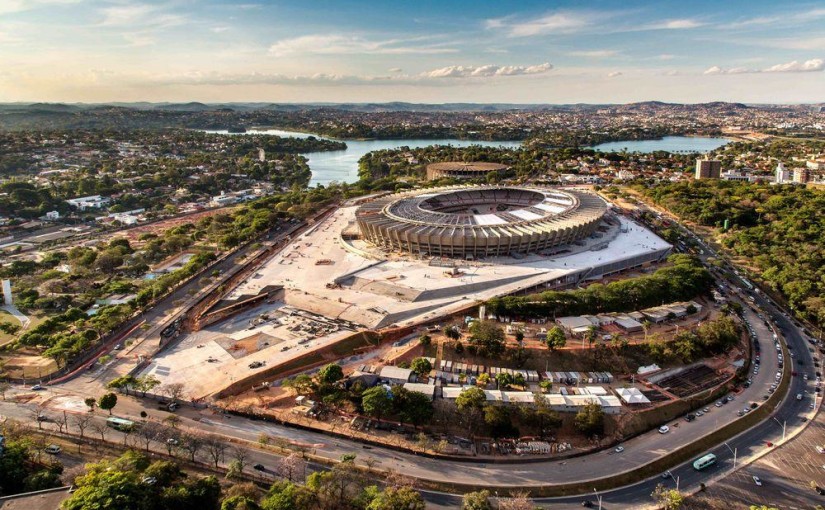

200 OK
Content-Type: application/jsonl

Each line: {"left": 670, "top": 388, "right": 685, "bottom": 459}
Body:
{"left": 98, "top": 392, "right": 118, "bottom": 415}
{"left": 545, "top": 326, "right": 567, "bottom": 352}
{"left": 443, "top": 326, "right": 461, "bottom": 341}
{"left": 0, "top": 382, "right": 9, "bottom": 400}
{"left": 651, "top": 484, "right": 683, "bottom": 509}
{"left": 395, "top": 389, "right": 433, "bottom": 426}
{"left": 162, "top": 383, "right": 186, "bottom": 404}
{"left": 497, "top": 491, "right": 535, "bottom": 510}
{"left": 455, "top": 386, "right": 486, "bottom": 437}
{"left": 409, "top": 358, "right": 432, "bottom": 379}
{"left": 468, "top": 321, "right": 505, "bottom": 356}
{"left": 418, "top": 334, "right": 431, "bottom": 346}
{"left": 574, "top": 402, "right": 604, "bottom": 437}
{"left": 204, "top": 434, "right": 228, "bottom": 468}
{"left": 90, "top": 420, "right": 109, "bottom": 442}
{"left": 84, "top": 397, "right": 97, "bottom": 412}
{"left": 276, "top": 453, "right": 307, "bottom": 483}
{"left": 362, "top": 386, "right": 392, "bottom": 420}
{"left": 72, "top": 413, "right": 93, "bottom": 439}
{"left": 366, "top": 486, "right": 425, "bottom": 510}
{"left": 462, "top": 490, "right": 493, "bottom": 510}
{"left": 495, "top": 372, "right": 513, "bottom": 389}
{"left": 136, "top": 375, "right": 161, "bottom": 396}
{"left": 318, "top": 364, "right": 344, "bottom": 385}
{"left": 181, "top": 433, "right": 205, "bottom": 463}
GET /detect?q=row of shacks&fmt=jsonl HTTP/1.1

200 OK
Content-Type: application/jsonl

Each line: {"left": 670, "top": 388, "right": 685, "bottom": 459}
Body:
{"left": 543, "top": 371, "right": 614, "bottom": 385}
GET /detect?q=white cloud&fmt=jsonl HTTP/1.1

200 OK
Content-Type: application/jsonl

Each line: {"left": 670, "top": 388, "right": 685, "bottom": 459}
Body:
{"left": 486, "top": 11, "right": 599, "bottom": 37}
{"left": 211, "top": 26, "right": 231, "bottom": 34}
{"left": 644, "top": 18, "right": 704, "bottom": 30}
{"left": 727, "top": 8, "right": 825, "bottom": 29}
{"left": 0, "top": 0, "right": 83, "bottom": 15}
{"left": 764, "top": 59, "right": 825, "bottom": 72}
{"left": 704, "top": 58, "right": 824, "bottom": 74}
{"left": 422, "top": 63, "right": 553, "bottom": 78}
{"left": 388, "top": 67, "right": 402, "bottom": 73}
{"left": 657, "top": 54, "right": 676, "bottom": 60}
{"left": 569, "top": 50, "right": 619, "bottom": 58}
{"left": 607, "top": 71, "right": 623, "bottom": 78}
{"left": 268, "top": 34, "right": 457, "bottom": 57}
{"left": 98, "top": 3, "right": 185, "bottom": 29}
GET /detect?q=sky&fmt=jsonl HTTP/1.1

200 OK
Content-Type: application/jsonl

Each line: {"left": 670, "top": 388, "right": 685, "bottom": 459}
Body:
{"left": 1, "top": 0, "right": 824, "bottom": 104}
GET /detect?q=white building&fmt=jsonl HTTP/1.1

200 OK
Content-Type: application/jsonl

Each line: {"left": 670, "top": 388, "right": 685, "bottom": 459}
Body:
{"left": 66, "top": 195, "right": 110, "bottom": 210}
{"left": 775, "top": 162, "right": 790, "bottom": 184}
{"left": 44, "top": 211, "right": 60, "bottom": 220}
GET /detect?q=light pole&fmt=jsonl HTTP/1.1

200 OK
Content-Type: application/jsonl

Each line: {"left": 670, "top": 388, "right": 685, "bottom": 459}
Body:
{"left": 724, "top": 442, "right": 737, "bottom": 469}
{"left": 666, "top": 470, "right": 680, "bottom": 491}
{"left": 593, "top": 488, "right": 602, "bottom": 510}
{"left": 773, "top": 417, "right": 786, "bottom": 441}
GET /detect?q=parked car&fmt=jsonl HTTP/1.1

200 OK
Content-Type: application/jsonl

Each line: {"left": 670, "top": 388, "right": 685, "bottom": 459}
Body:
{"left": 753, "top": 476, "right": 762, "bottom": 486}
{"left": 44, "top": 444, "right": 61, "bottom": 454}
{"left": 30, "top": 384, "right": 43, "bottom": 391}
{"left": 253, "top": 464, "right": 266, "bottom": 471}
{"left": 658, "top": 426, "right": 670, "bottom": 434}
{"left": 614, "top": 446, "right": 624, "bottom": 453}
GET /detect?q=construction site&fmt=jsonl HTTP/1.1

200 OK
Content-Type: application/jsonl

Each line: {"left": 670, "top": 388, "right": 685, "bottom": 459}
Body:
{"left": 139, "top": 186, "right": 673, "bottom": 400}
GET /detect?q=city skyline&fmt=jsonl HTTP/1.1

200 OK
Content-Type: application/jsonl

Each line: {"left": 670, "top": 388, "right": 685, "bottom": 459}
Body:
{"left": 1, "top": 0, "right": 824, "bottom": 103}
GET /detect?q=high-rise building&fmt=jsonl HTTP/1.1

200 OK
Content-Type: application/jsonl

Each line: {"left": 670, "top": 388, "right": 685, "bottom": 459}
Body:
{"left": 695, "top": 158, "right": 722, "bottom": 179}
{"left": 793, "top": 167, "right": 811, "bottom": 184}
{"left": 775, "top": 162, "right": 790, "bottom": 184}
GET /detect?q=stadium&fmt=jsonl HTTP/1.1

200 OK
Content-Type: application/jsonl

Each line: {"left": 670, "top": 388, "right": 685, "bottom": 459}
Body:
{"left": 426, "top": 161, "right": 510, "bottom": 181}
{"left": 355, "top": 186, "right": 608, "bottom": 258}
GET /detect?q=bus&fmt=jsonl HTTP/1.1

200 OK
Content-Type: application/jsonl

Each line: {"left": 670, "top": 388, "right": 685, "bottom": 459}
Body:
{"left": 106, "top": 417, "right": 136, "bottom": 431}
{"left": 692, "top": 453, "right": 717, "bottom": 471}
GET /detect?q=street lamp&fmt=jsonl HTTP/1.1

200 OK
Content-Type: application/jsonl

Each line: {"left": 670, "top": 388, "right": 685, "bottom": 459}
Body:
{"left": 773, "top": 417, "right": 786, "bottom": 441}
{"left": 593, "top": 488, "right": 602, "bottom": 510}
{"left": 666, "top": 470, "right": 680, "bottom": 491}
{"left": 724, "top": 442, "right": 738, "bottom": 469}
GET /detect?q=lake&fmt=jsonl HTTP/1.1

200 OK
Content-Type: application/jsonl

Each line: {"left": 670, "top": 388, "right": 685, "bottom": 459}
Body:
{"left": 589, "top": 136, "right": 732, "bottom": 154}
{"left": 206, "top": 128, "right": 522, "bottom": 185}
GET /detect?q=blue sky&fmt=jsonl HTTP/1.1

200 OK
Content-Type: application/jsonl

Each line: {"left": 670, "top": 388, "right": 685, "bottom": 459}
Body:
{"left": 0, "top": 0, "right": 823, "bottom": 103}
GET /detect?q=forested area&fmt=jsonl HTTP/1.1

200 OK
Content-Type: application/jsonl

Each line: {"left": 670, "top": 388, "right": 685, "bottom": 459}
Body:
{"left": 638, "top": 180, "right": 825, "bottom": 330}
{"left": 486, "top": 254, "right": 712, "bottom": 319}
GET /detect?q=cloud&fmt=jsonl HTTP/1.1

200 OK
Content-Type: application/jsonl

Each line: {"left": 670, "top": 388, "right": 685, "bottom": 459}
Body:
{"left": 727, "top": 8, "right": 825, "bottom": 29}
{"left": 704, "top": 58, "right": 824, "bottom": 74}
{"left": 764, "top": 59, "right": 825, "bottom": 72}
{"left": 486, "top": 11, "right": 599, "bottom": 37}
{"left": 569, "top": 50, "right": 619, "bottom": 58}
{"left": 268, "top": 34, "right": 457, "bottom": 57}
{"left": 388, "top": 67, "right": 402, "bottom": 73}
{"left": 422, "top": 63, "right": 553, "bottom": 78}
{"left": 607, "top": 71, "right": 623, "bottom": 78}
{"left": 0, "top": 0, "right": 83, "bottom": 15}
{"left": 644, "top": 18, "right": 704, "bottom": 30}
{"left": 98, "top": 3, "right": 185, "bottom": 29}
{"left": 211, "top": 26, "right": 231, "bottom": 33}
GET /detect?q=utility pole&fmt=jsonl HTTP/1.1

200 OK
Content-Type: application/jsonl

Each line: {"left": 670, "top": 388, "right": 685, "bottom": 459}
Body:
{"left": 593, "top": 488, "right": 602, "bottom": 510}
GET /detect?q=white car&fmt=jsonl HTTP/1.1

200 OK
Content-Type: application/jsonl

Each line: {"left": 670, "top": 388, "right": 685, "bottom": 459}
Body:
{"left": 659, "top": 426, "right": 670, "bottom": 434}
{"left": 753, "top": 475, "right": 762, "bottom": 486}
{"left": 44, "top": 444, "right": 61, "bottom": 454}
{"left": 816, "top": 446, "right": 825, "bottom": 454}
{"left": 615, "top": 446, "right": 625, "bottom": 453}
{"left": 797, "top": 393, "right": 804, "bottom": 400}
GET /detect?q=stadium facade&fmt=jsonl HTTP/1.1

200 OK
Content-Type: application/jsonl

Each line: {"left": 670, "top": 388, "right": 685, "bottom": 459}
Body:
{"left": 355, "top": 186, "right": 608, "bottom": 258}
{"left": 426, "top": 161, "right": 510, "bottom": 181}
